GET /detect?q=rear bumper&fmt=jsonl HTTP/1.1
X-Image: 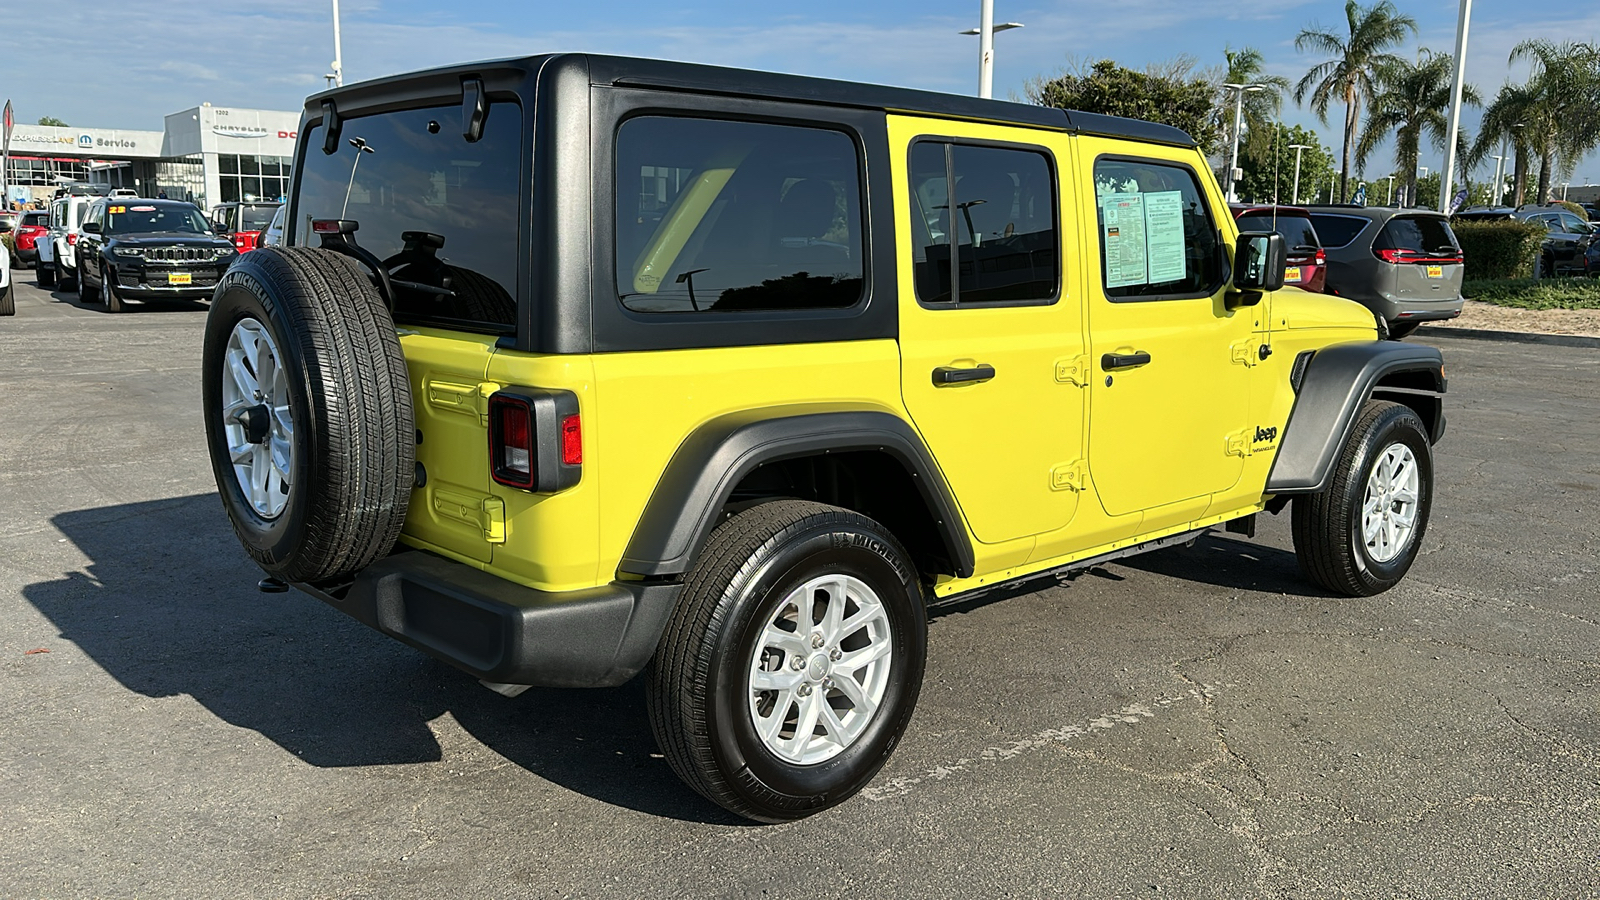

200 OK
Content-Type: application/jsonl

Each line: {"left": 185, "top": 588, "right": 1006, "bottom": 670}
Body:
{"left": 293, "top": 550, "right": 680, "bottom": 688}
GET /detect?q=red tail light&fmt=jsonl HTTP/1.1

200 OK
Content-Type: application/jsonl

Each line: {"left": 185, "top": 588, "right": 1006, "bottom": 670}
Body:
{"left": 1376, "top": 248, "right": 1462, "bottom": 265}
{"left": 66, "top": 233, "right": 78, "bottom": 246}
{"left": 488, "top": 389, "right": 582, "bottom": 492}
{"left": 1315, "top": 249, "right": 1326, "bottom": 267}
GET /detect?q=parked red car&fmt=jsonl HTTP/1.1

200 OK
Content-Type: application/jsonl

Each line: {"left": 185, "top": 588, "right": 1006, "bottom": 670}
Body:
{"left": 210, "top": 202, "right": 281, "bottom": 253}
{"left": 14, "top": 210, "right": 50, "bottom": 267}
{"left": 1230, "top": 204, "right": 1327, "bottom": 293}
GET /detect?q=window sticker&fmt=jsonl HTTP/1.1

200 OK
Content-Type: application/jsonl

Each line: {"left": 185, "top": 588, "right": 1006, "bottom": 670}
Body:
{"left": 1100, "top": 193, "right": 1147, "bottom": 288}
{"left": 1142, "top": 191, "right": 1186, "bottom": 284}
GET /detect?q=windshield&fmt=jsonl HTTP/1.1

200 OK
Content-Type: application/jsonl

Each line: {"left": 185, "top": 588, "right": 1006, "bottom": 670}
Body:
{"left": 298, "top": 101, "right": 522, "bottom": 329}
{"left": 1377, "top": 216, "right": 1459, "bottom": 254}
{"left": 239, "top": 205, "right": 279, "bottom": 231}
{"left": 1236, "top": 213, "right": 1320, "bottom": 251}
{"left": 23, "top": 212, "right": 49, "bottom": 227}
{"left": 105, "top": 204, "right": 214, "bottom": 236}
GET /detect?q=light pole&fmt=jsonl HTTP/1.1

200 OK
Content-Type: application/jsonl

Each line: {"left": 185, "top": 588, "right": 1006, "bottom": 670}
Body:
{"left": 1288, "top": 143, "right": 1311, "bottom": 204}
{"left": 959, "top": 2, "right": 1023, "bottom": 100}
{"left": 327, "top": 0, "right": 345, "bottom": 87}
{"left": 1439, "top": 0, "right": 1472, "bottom": 213}
{"left": 1490, "top": 154, "right": 1505, "bottom": 206}
{"left": 1329, "top": 173, "right": 1337, "bottom": 204}
{"left": 1386, "top": 174, "right": 1396, "bottom": 205}
{"left": 1418, "top": 166, "right": 1429, "bottom": 208}
{"left": 1561, "top": 182, "right": 1569, "bottom": 201}
{"left": 1223, "top": 83, "right": 1268, "bottom": 202}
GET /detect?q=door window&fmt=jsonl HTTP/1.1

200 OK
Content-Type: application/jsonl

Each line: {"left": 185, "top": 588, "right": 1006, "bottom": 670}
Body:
{"left": 615, "top": 115, "right": 864, "bottom": 314}
{"left": 909, "top": 141, "right": 1058, "bottom": 306}
{"left": 1092, "top": 158, "right": 1221, "bottom": 300}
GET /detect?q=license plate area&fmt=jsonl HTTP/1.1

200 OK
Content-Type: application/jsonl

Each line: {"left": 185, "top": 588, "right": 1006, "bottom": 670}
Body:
{"left": 167, "top": 272, "right": 192, "bottom": 285}
{"left": 1425, "top": 265, "right": 1443, "bottom": 279}
{"left": 1284, "top": 266, "right": 1302, "bottom": 282}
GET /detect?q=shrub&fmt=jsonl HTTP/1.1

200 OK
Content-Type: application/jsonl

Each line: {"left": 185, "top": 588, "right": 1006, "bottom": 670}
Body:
{"left": 0, "top": 231, "right": 13, "bottom": 258}
{"left": 1451, "top": 220, "right": 1545, "bottom": 279}
{"left": 1554, "top": 200, "right": 1589, "bottom": 221}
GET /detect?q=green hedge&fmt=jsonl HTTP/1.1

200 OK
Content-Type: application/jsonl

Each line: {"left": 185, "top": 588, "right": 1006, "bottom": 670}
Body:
{"left": 1554, "top": 200, "right": 1590, "bottom": 221}
{"left": 1451, "top": 220, "right": 1545, "bottom": 280}
{"left": 0, "top": 231, "right": 13, "bottom": 258}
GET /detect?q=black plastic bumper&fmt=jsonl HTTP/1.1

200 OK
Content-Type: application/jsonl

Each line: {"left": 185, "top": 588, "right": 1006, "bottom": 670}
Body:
{"left": 293, "top": 550, "right": 680, "bottom": 688}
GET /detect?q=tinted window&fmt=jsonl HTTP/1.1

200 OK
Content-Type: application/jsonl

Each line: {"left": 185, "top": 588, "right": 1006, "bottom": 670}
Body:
{"left": 23, "top": 212, "right": 48, "bottom": 227}
{"left": 104, "top": 203, "right": 212, "bottom": 235}
{"left": 1376, "top": 216, "right": 1459, "bottom": 253}
{"left": 1094, "top": 159, "right": 1220, "bottom": 299}
{"left": 910, "top": 142, "right": 1059, "bottom": 305}
{"left": 240, "top": 205, "right": 278, "bottom": 231}
{"left": 299, "top": 102, "right": 522, "bottom": 329}
{"left": 616, "top": 116, "right": 863, "bottom": 314}
{"left": 1236, "top": 213, "right": 1320, "bottom": 250}
{"left": 1308, "top": 214, "right": 1370, "bottom": 248}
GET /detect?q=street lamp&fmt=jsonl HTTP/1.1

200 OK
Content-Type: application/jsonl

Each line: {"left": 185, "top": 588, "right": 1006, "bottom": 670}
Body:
{"left": 1386, "top": 174, "right": 1396, "bottom": 205}
{"left": 326, "top": 0, "right": 345, "bottom": 87}
{"left": 1490, "top": 154, "right": 1505, "bottom": 206}
{"left": 1288, "top": 143, "right": 1311, "bottom": 204}
{"left": 1223, "top": 83, "right": 1269, "bottom": 202}
{"left": 959, "top": 2, "right": 1023, "bottom": 100}
{"left": 1418, "top": 166, "right": 1429, "bottom": 208}
{"left": 1561, "top": 182, "right": 1569, "bottom": 201}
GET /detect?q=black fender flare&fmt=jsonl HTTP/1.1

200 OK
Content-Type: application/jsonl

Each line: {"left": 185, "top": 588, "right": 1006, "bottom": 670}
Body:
{"left": 1267, "top": 341, "right": 1446, "bottom": 494}
{"left": 618, "top": 407, "right": 974, "bottom": 579}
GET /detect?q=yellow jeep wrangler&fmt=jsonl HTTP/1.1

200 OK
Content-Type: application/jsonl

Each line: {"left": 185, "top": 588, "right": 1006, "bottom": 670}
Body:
{"left": 202, "top": 54, "right": 1445, "bottom": 822}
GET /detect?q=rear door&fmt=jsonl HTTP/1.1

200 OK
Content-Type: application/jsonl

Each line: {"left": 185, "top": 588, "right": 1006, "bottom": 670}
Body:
{"left": 292, "top": 97, "right": 525, "bottom": 565}
{"left": 1076, "top": 145, "right": 1256, "bottom": 527}
{"left": 890, "top": 117, "right": 1087, "bottom": 546}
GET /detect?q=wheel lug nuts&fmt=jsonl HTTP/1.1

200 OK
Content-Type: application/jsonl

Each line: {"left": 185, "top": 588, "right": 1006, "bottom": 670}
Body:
{"left": 822, "top": 677, "right": 833, "bottom": 690}
{"left": 811, "top": 633, "right": 825, "bottom": 649}
{"left": 790, "top": 656, "right": 806, "bottom": 671}
{"left": 829, "top": 648, "right": 842, "bottom": 661}
{"left": 797, "top": 684, "right": 812, "bottom": 696}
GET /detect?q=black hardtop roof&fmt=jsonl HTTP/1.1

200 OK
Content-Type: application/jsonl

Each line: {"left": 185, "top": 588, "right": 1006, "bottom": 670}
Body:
{"left": 1305, "top": 205, "right": 1447, "bottom": 220}
{"left": 306, "top": 52, "right": 1196, "bottom": 149}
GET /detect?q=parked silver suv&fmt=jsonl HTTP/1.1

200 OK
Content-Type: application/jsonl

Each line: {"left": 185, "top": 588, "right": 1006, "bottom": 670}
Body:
{"left": 1306, "top": 206, "right": 1465, "bottom": 339}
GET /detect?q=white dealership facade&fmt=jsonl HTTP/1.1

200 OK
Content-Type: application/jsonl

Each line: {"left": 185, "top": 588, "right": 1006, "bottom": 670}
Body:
{"left": 4, "top": 104, "right": 300, "bottom": 210}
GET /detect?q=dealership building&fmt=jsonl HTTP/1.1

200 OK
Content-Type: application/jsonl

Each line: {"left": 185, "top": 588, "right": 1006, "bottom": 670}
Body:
{"left": 4, "top": 104, "right": 300, "bottom": 210}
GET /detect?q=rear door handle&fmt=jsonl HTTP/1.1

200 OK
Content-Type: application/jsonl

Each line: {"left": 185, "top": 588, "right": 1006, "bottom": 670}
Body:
{"left": 932, "top": 364, "right": 996, "bottom": 386}
{"left": 1101, "top": 351, "right": 1152, "bottom": 371}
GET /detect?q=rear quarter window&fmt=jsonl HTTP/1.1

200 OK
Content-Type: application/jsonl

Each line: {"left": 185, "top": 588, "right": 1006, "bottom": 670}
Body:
{"left": 1307, "top": 214, "right": 1370, "bottom": 249}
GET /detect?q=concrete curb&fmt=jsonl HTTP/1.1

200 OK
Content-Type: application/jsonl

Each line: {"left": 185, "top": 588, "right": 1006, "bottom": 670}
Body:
{"left": 1415, "top": 325, "right": 1600, "bottom": 349}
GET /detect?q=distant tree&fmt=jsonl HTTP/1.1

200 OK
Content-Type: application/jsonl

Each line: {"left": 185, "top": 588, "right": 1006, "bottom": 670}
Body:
{"left": 1217, "top": 47, "right": 1290, "bottom": 166}
{"left": 1471, "top": 83, "right": 1539, "bottom": 206}
{"left": 1293, "top": 0, "right": 1418, "bottom": 203}
{"left": 1506, "top": 40, "right": 1600, "bottom": 204}
{"left": 37, "top": 116, "right": 68, "bottom": 127}
{"left": 1236, "top": 124, "right": 1336, "bottom": 205}
{"left": 1029, "top": 59, "right": 1222, "bottom": 156}
{"left": 1356, "top": 50, "right": 1480, "bottom": 209}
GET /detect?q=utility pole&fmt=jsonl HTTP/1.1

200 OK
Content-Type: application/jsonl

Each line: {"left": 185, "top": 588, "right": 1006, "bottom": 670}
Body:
{"left": 1223, "top": 83, "right": 1266, "bottom": 203}
{"left": 959, "top": 1, "right": 1022, "bottom": 99}
{"left": 1288, "top": 143, "right": 1311, "bottom": 204}
{"left": 1439, "top": 0, "right": 1472, "bottom": 213}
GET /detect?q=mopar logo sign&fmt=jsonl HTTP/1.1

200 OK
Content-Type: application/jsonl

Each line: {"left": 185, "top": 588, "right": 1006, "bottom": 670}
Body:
{"left": 77, "top": 133, "right": 93, "bottom": 148}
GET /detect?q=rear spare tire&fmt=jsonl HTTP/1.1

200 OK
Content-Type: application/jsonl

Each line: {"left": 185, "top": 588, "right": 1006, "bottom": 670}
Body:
{"left": 202, "top": 246, "right": 414, "bottom": 583}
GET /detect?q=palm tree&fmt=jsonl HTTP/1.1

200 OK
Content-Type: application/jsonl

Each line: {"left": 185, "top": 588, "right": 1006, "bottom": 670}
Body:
{"left": 1294, "top": 0, "right": 1417, "bottom": 203}
{"left": 1219, "top": 47, "right": 1291, "bottom": 161}
{"left": 1470, "top": 82, "right": 1539, "bottom": 206}
{"left": 1357, "top": 50, "right": 1480, "bottom": 207}
{"left": 1507, "top": 40, "right": 1600, "bottom": 204}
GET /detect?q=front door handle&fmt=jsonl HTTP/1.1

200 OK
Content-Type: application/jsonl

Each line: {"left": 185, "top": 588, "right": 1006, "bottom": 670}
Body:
{"left": 1101, "top": 351, "right": 1152, "bottom": 371}
{"left": 932, "top": 364, "right": 996, "bottom": 386}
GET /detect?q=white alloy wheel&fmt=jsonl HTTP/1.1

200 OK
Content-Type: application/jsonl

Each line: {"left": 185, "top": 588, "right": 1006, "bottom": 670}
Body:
{"left": 221, "top": 318, "right": 294, "bottom": 519}
{"left": 1361, "top": 442, "right": 1420, "bottom": 563}
{"left": 748, "top": 574, "right": 894, "bottom": 765}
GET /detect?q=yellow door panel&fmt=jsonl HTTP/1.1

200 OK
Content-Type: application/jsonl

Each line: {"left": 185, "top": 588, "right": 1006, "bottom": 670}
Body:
{"left": 399, "top": 327, "right": 499, "bottom": 565}
{"left": 887, "top": 115, "right": 1087, "bottom": 546}
{"left": 1074, "top": 138, "right": 1257, "bottom": 519}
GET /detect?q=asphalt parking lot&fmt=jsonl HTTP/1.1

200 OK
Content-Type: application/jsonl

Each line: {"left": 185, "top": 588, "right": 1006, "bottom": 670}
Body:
{"left": 1, "top": 272, "right": 1596, "bottom": 899}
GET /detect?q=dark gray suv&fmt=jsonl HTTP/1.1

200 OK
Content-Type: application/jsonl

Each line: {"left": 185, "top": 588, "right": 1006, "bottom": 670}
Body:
{"left": 1306, "top": 206, "right": 1465, "bottom": 339}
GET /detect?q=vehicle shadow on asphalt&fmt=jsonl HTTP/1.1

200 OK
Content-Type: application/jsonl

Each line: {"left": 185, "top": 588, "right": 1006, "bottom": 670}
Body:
{"left": 33, "top": 277, "right": 207, "bottom": 313}
{"left": 24, "top": 493, "right": 742, "bottom": 825}
{"left": 1119, "top": 531, "right": 1335, "bottom": 597}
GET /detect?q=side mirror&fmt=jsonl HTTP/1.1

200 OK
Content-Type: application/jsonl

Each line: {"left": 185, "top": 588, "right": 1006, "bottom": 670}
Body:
{"left": 0, "top": 220, "right": 11, "bottom": 234}
{"left": 81, "top": 221, "right": 101, "bottom": 235}
{"left": 1232, "top": 231, "right": 1286, "bottom": 297}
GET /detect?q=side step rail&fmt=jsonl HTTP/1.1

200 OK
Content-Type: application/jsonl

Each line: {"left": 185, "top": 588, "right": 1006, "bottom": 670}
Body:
{"left": 928, "top": 527, "right": 1209, "bottom": 610}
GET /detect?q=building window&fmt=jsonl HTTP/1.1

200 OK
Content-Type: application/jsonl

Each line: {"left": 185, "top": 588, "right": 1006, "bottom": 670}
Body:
{"left": 217, "top": 154, "right": 292, "bottom": 204}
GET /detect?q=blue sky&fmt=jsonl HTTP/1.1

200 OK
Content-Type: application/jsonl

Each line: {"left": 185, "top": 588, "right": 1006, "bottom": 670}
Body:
{"left": 11, "top": 0, "right": 1599, "bottom": 190}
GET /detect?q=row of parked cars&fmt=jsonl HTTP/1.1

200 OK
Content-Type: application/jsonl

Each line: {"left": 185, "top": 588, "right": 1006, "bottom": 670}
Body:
{"left": 13, "top": 190, "right": 281, "bottom": 312}
{"left": 1230, "top": 200, "right": 1599, "bottom": 338}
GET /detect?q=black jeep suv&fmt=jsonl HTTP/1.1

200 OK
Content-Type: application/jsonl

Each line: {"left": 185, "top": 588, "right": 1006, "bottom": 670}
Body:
{"left": 75, "top": 198, "right": 239, "bottom": 311}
